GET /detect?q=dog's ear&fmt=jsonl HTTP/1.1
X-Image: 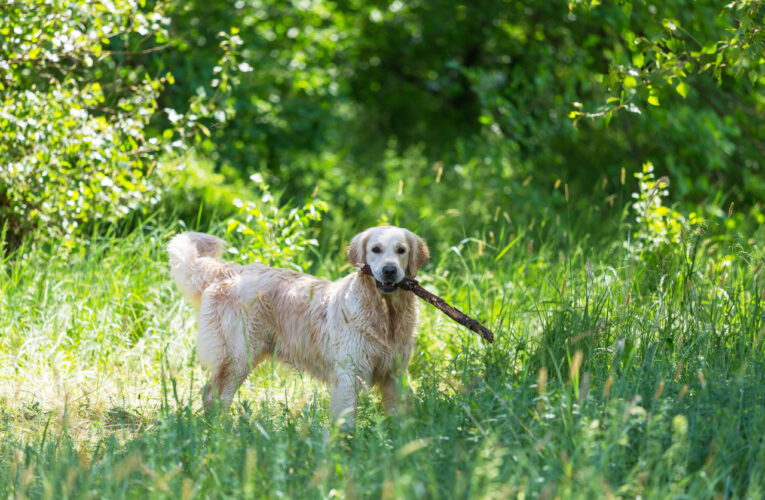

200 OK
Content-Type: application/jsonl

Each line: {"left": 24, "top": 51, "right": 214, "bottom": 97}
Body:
{"left": 405, "top": 230, "right": 429, "bottom": 278}
{"left": 347, "top": 229, "right": 371, "bottom": 267}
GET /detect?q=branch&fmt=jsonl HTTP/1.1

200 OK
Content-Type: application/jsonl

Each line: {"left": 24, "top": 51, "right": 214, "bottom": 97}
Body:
{"left": 360, "top": 265, "right": 495, "bottom": 343}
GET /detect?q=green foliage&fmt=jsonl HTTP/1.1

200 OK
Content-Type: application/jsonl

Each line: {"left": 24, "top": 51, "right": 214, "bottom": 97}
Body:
{"left": 0, "top": 0, "right": 239, "bottom": 248}
{"left": 148, "top": 0, "right": 353, "bottom": 173}
{"left": 226, "top": 173, "right": 328, "bottom": 270}
{"left": 562, "top": 1, "right": 765, "bottom": 203}
{"left": 0, "top": 0, "right": 174, "bottom": 245}
{"left": 2, "top": 2, "right": 765, "bottom": 497}
{"left": 569, "top": 0, "right": 765, "bottom": 117}
{"left": 147, "top": 0, "right": 763, "bottom": 216}
{"left": 628, "top": 161, "right": 704, "bottom": 256}
{"left": 5, "top": 0, "right": 762, "bottom": 248}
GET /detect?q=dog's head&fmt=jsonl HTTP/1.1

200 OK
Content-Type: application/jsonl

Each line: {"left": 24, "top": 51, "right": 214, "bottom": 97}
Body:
{"left": 348, "top": 226, "right": 429, "bottom": 293}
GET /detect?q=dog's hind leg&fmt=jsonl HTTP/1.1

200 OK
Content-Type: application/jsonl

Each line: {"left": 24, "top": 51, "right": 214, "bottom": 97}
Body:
{"left": 202, "top": 335, "right": 270, "bottom": 412}
{"left": 203, "top": 357, "right": 252, "bottom": 411}
{"left": 199, "top": 293, "right": 265, "bottom": 412}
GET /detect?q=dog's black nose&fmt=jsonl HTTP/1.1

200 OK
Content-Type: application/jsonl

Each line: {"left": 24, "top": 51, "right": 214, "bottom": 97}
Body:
{"left": 382, "top": 265, "right": 397, "bottom": 281}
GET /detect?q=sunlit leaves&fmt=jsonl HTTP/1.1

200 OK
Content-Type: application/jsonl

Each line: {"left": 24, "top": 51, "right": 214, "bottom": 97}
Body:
{"left": 0, "top": 1, "right": 175, "bottom": 244}
{"left": 226, "top": 175, "right": 328, "bottom": 271}
{"left": 0, "top": 0, "right": 236, "bottom": 246}
{"left": 647, "top": 89, "right": 660, "bottom": 107}
{"left": 632, "top": 52, "right": 644, "bottom": 68}
{"left": 675, "top": 81, "right": 689, "bottom": 98}
{"left": 627, "top": 162, "right": 704, "bottom": 257}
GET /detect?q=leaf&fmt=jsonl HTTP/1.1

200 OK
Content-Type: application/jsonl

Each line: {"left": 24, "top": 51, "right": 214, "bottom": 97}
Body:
{"left": 623, "top": 75, "right": 637, "bottom": 89}
{"left": 675, "top": 81, "right": 689, "bottom": 98}
{"left": 701, "top": 44, "right": 717, "bottom": 55}
{"left": 648, "top": 94, "right": 660, "bottom": 106}
{"left": 495, "top": 232, "right": 524, "bottom": 262}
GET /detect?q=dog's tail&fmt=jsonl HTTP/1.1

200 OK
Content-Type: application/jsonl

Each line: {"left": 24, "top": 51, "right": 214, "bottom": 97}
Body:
{"left": 167, "top": 232, "right": 234, "bottom": 308}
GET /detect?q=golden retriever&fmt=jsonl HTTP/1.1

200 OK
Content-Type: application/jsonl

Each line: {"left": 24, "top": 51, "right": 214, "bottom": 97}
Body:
{"left": 167, "top": 226, "right": 429, "bottom": 427}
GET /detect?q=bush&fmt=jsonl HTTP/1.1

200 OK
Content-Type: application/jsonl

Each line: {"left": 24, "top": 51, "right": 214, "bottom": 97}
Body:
{"left": 226, "top": 173, "right": 328, "bottom": 271}
{"left": 0, "top": 0, "right": 240, "bottom": 249}
{"left": 1, "top": 1, "right": 171, "bottom": 246}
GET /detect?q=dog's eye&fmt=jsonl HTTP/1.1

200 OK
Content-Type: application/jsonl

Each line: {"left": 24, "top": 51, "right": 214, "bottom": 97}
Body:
{"left": 396, "top": 248, "right": 406, "bottom": 255}
{"left": 372, "top": 246, "right": 382, "bottom": 254}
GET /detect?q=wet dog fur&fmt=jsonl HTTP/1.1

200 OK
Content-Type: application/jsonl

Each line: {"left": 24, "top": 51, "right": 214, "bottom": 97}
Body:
{"left": 167, "top": 226, "right": 429, "bottom": 427}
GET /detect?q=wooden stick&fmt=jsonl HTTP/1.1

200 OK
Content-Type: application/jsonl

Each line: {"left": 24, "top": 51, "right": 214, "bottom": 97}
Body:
{"left": 360, "top": 265, "right": 494, "bottom": 343}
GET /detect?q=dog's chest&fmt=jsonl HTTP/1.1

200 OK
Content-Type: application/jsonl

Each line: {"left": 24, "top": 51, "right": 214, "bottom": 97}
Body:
{"left": 365, "top": 294, "right": 416, "bottom": 375}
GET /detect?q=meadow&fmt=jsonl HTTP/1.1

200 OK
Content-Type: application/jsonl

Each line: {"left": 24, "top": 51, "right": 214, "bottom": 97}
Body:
{"left": 2, "top": 165, "right": 764, "bottom": 498}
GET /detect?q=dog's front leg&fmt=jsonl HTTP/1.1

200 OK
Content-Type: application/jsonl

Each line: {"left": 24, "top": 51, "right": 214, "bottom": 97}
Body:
{"left": 330, "top": 371, "right": 358, "bottom": 430}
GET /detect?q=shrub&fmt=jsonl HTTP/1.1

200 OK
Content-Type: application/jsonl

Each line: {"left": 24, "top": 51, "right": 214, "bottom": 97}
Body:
{"left": 627, "top": 162, "right": 704, "bottom": 258}
{"left": 226, "top": 174, "right": 328, "bottom": 271}
{"left": 0, "top": 0, "right": 239, "bottom": 249}
{"left": 1, "top": 1, "right": 170, "bottom": 246}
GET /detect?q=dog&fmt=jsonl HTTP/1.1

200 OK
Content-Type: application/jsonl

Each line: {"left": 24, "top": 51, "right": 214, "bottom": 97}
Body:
{"left": 167, "top": 225, "right": 429, "bottom": 427}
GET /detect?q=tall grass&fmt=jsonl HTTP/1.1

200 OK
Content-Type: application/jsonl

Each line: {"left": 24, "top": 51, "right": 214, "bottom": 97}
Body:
{"left": 1, "top": 213, "right": 763, "bottom": 498}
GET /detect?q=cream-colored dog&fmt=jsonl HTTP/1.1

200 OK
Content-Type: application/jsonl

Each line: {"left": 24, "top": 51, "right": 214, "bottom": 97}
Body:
{"left": 167, "top": 226, "right": 429, "bottom": 426}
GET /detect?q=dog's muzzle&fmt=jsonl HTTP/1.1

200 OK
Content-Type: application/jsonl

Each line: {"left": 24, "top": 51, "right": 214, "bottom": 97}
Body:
{"left": 377, "top": 264, "right": 400, "bottom": 292}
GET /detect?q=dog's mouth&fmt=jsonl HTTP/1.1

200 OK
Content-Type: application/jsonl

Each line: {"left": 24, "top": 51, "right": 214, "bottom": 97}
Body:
{"left": 375, "top": 280, "right": 399, "bottom": 293}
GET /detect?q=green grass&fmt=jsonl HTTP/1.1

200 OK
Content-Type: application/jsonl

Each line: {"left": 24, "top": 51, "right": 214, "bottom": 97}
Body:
{"left": 1, "top": 216, "right": 764, "bottom": 499}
